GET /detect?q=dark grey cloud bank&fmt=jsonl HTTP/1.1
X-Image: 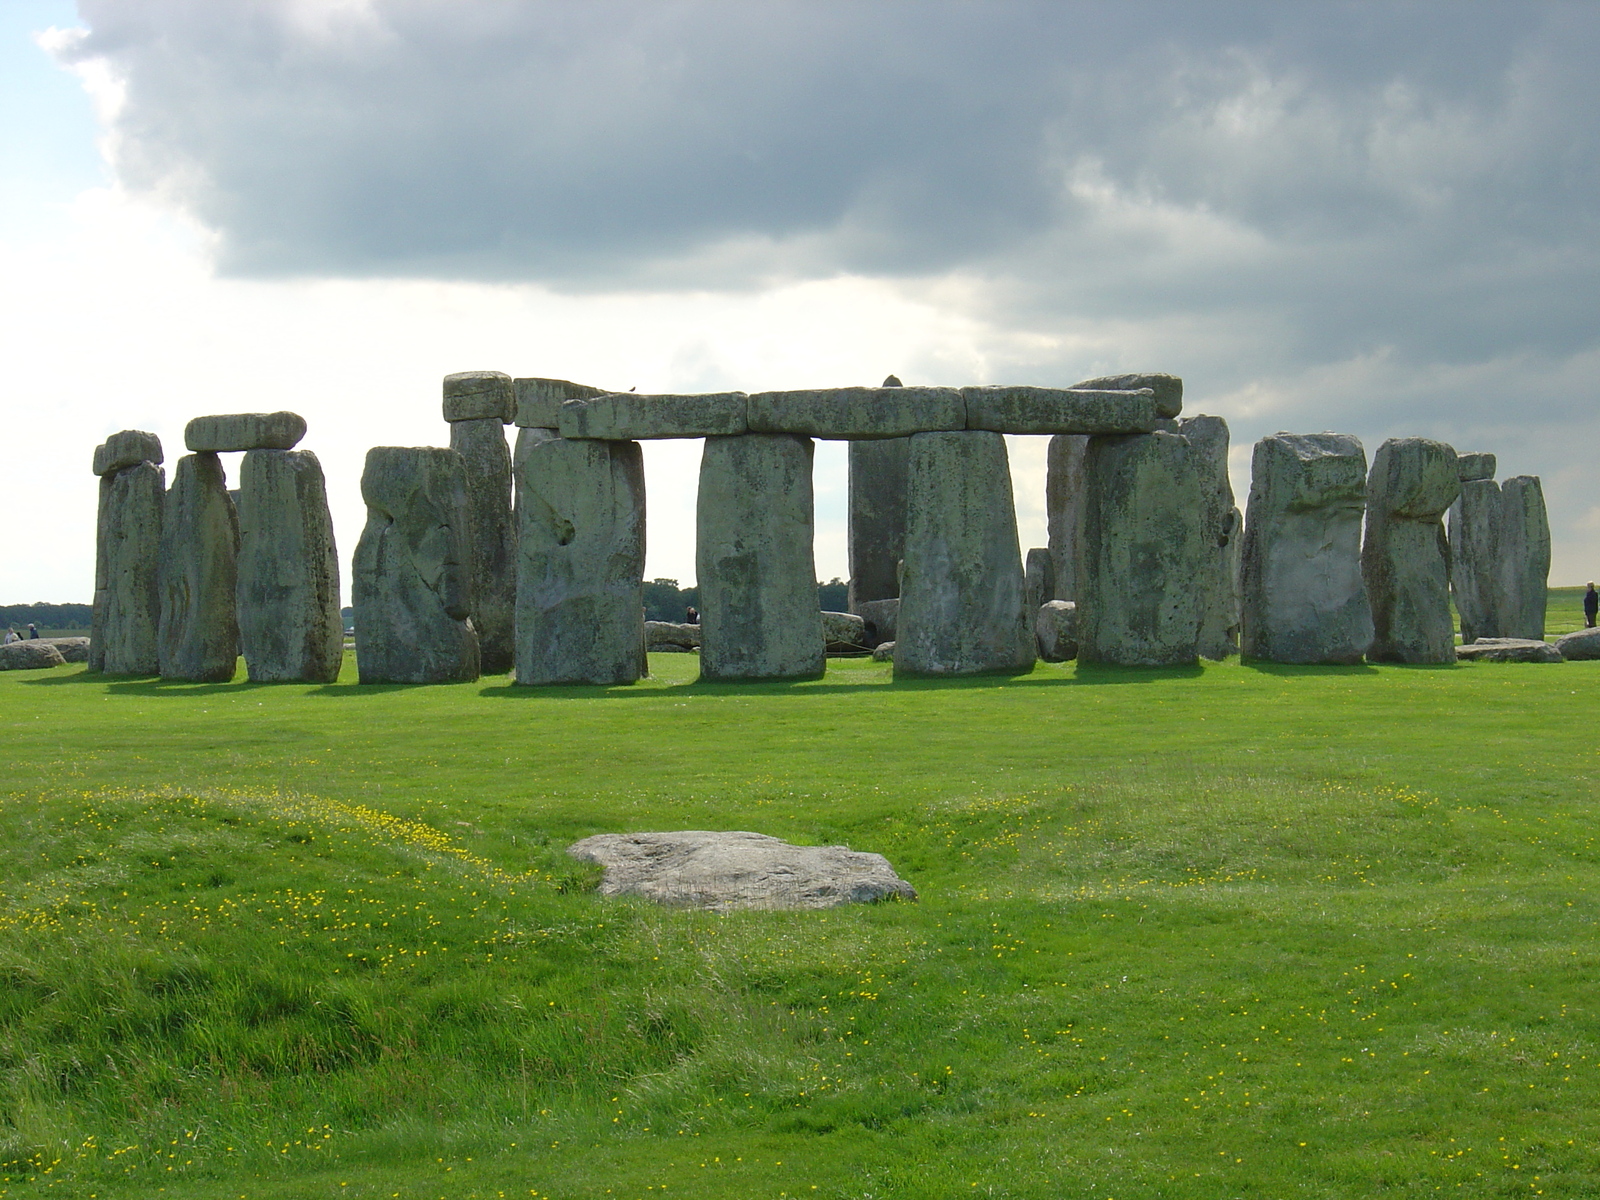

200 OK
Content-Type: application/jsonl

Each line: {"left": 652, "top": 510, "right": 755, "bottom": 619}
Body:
{"left": 63, "top": 0, "right": 1600, "bottom": 571}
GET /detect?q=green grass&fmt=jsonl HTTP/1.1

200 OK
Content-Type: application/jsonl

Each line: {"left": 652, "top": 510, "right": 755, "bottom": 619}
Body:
{"left": 1, "top": 614, "right": 1598, "bottom": 1198}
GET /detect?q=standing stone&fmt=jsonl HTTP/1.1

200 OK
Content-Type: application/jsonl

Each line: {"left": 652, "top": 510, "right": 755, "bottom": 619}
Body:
{"left": 237, "top": 450, "right": 343, "bottom": 683}
{"left": 1024, "top": 548, "right": 1056, "bottom": 614}
{"left": 847, "top": 375, "right": 913, "bottom": 611}
{"left": 1499, "top": 476, "right": 1551, "bottom": 641}
{"left": 353, "top": 447, "right": 479, "bottom": 684}
{"left": 89, "top": 474, "right": 111, "bottom": 673}
{"left": 1046, "top": 434, "right": 1089, "bottom": 601}
{"left": 697, "top": 434, "right": 824, "bottom": 682}
{"left": 1449, "top": 477, "right": 1502, "bottom": 644}
{"left": 97, "top": 460, "right": 165, "bottom": 674}
{"left": 895, "top": 431, "right": 1034, "bottom": 677}
{"left": 1178, "top": 415, "right": 1242, "bottom": 660}
{"left": 514, "top": 430, "right": 647, "bottom": 685}
{"left": 157, "top": 453, "right": 240, "bottom": 682}
{"left": 1076, "top": 431, "right": 1204, "bottom": 667}
{"left": 1363, "top": 438, "right": 1460, "bottom": 664}
{"left": 1240, "top": 433, "right": 1372, "bottom": 664}
{"left": 447, "top": 417, "right": 515, "bottom": 674}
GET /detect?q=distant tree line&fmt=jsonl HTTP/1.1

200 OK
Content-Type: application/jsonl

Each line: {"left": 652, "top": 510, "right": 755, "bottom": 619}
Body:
{"left": 0, "top": 603, "right": 92, "bottom": 635}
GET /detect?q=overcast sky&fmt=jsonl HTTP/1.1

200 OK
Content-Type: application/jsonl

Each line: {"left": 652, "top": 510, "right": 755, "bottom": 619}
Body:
{"left": 2, "top": 0, "right": 1597, "bottom": 607}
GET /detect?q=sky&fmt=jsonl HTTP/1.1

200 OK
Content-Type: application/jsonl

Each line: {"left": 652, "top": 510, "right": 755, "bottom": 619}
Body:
{"left": 2, "top": 0, "right": 1597, "bottom": 606}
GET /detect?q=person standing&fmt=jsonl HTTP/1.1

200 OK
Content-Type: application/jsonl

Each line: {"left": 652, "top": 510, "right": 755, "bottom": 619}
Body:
{"left": 26, "top": 623, "right": 37, "bottom": 639}
{"left": 1585, "top": 582, "right": 1598, "bottom": 629}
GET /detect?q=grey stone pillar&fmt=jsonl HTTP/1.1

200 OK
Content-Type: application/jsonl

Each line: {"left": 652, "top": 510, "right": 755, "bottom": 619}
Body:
{"left": 1046, "top": 434, "right": 1089, "bottom": 601}
{"left": 353, "top": 447, "right": 480, "bottom": 684}
{"left": 444, "top": 371, "right": 516, "bottom": 674}
{"left": 90, "top": 430, "right": 166, "bottom": 675}
{"left": 847, "top": 437, "right": 910, "bottom": 610}
{"left": 1499, "top": 475, "right": 1550, "bottom": 640}
{"left": 1240, "top": 433, "right": 1372, "bottom": 664}
{"left": 1449, "top": 455, "right": 1501, "bottom": 644}
{"left": 697, "top": 434, "right": 824, "bottom": 682}
{"left": 1024, "top": 547, "right": 1055, "bottom": 614}
{"left": 237, "top": 449, "right": 343, "bottom": 683}
{"left": 514, "top": 430, "right": 647, "bottom": 685}
{"left": 1362, "top": 438, "right": 1460, "bottom": 664}
{"left": 1178, "top": 415, "right": 1242, "bottom": 660}
{"left": 895, "top": 431, "right": 1034, "bottom": 677}
{"left": 158, "top": 452, "right": 240, "bottom": 682}
{"left": 1077, "top": 431, "right": 1204, "bottom": 667}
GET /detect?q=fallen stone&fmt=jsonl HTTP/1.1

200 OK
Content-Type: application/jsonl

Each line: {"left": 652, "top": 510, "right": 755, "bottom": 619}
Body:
{"left": 157, "top": 453, "right": 240, "bottom": 682}
{"left": 855, "top": 598, "right": 899, "bottom": 645}
{"left": 1457, "top": 452, "right": 1496, "bottom": 482}
{"left": 1363, "top": 438, "right": 1460, "bottom": 664}
{"left": 645, "top": 621, "right": 701, "bottom": 650}
{"left": 962, "top": 387, "right": 1161, "bottom": 435}
{"left": 896, "top": 431, "right": 1034, "bottom": 677}
{"left": 0, "top": 641, "right": 66, "bottom": 671}
{"left": 514, "top": 377, "right": 609, "bottom": 428}
{"left": 747, "top": 386, "right": 964, "bottom": 438}
{"left": 871, "top": 641, "right": 895, "bottom": 662}
{"left": 1024, "top": 548, "right": 1055, "bottom": 614}
{"left": 1556, "top": 628, "right": 1600, "bottom": 660}
{"left": 353, "top": 447, "right": 479, "bottom": 684}
{"left": 1036, "top": 600, "right": 1078, "bottom": 662}
{"left": 92, "top": 429, "right": 163, "bottom": 476}
{"left": 697, "top": 434, "right": 824, "bottom": 682}
{"left": 1239, "top": 433, "right": 1372, "bottom": 664}
{"left": 237, "top": 449, "right": 344, "bottom": 683}
{"left": 847, "top": 436, "right": 910, "bottom": 610}
{"left": 1046, "top": 434, "right": 1089, "bottom": 601}
{"left": 1449, "top": 477, "right": 1502, "bottom": 644}
{"left": 39, "top": 637, "right": 89, "bottom": 663}
{"left": 560, "top": 392, "right": 747, "bottom": 440}
{"left": 1076, "top": 431, "right": 1205, "bottom": 666}
{"left": 1071, "top": 372, "right": 1183, "bottom": 418}
{"left": 442, "top": 371, "right": 514, "bottom": 423}
{"left": 1498, "top": 476, "right": 1551, "bottom": 641}
{"left": 514, "top": 430, "right": 647, "bottom": 685}
{"left": 1179, "top": 415, "right": 1242, "bottom": 660}
{"left": 568, "top": 830, "right": 917, "bottom": 911}
{"left": 452, "top": 419, "right": 516, "bottom": 675}
{"left": 96, "top": 460, "right": 165, "bottom": 675}
{"left": 822, "top": 610, "right": 869, "bottom": 653}
{"left": 1456, "top": 638, "right": 1563, "bottom": 663}
{"left": 185, "top": 412, "right": 307, "bottom": 453}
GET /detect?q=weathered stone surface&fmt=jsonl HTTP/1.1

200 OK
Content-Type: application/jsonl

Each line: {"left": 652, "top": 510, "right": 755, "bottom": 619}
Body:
{"left": 560, "top": 392, "right": 747, "bottom": 440}
{"left": 1046, "top": 434, "right": 1089, "bottom": 601}
{"left": 1178, "top": 415, "right": 1242, "bottom": 660}
{"left": 237, "top": 449, "right": 343, "bottom": 683}
{"left": 514, "top": 430, "right": 646, "bottom": 685}
{"left": 645, "top": 621, "right": 701, "bottom": 650}
{"left": 1036, "top": 600, "right": 1078, "bottom": 662}
{"left": 847, "top": 436, "right": 910, "bottom": 609}
{"left": 185, "top": 412, "right": 306, "bottom": 453}
{"left": 513, "top": 377, "right": 608, "bottom": 428}
{"left": 855, "top": 598, "right": 899, "bottom": 645}
{"left": 1071, "top": 372, "right": 1183, "bottom": 418}
{"left": 157, "top": 453, "right": 240, "bottom": 682}
{"left": 0, "top": 641, "right": 65, "bottom": 671}
{"left": 895, "top": 431, "right": 1034, "bottom": 677}
{"left": 89, "top": 475, "right": 110, "bottom": 671}
{"left": 1499, "top": 476, "right": 1550, "bottom": 641}
{"left": 871, "top": 641, "right": 895, "bottom": 662}
{"left": 93, "top": 429, "right": 163, "bottom": 476}
{"left": 1240, "top": 433, "right": 1372, "bottom": 664}
{"left": 747, "top": 386, "right": 964, "bottom": 438}
{"left": 1449, "top": 478, "right": 1502, "bottom": 644}
{"left": 963, "top": 386, "right": 1162, "bottom": 435}
{"left": 1457, "top": 638, "right": 1563, "bottom": 663}
{"left": 95, "top": 461, "right": 165, "bottom": 675}
{"left": 39, "top": 637, "right": 89, "bottom": 663}
{"left": 568, "top": 831, "right": 917, "bottom": 911}
{"left": 442, "top": 371, "right": 513, "bottom": 423}
{"left": 1556, "top": 628, "right": 1600, "bottom": 660}
{"left": 1077, "top": 432, "right": 1205, "bottom": 666}
{"left": 353, "top": 447, "right": 479, "bottom": 684}
{"left": 1024, "top": 548, "right": 1055, "bottom": 614}
{"left": 1457, "top": 452, "right": 1496, "bottom": 482}
{"left": 452, "top": 420, "right": 516, "bottom": 675}
{"left": 822, "top": 611, "right": 869, "bottom": 653}
{"left": 697, "top": 434, "right": 823, "bottom": 681}
{"left": 1363, "top": 438, "right": 1460, "bottom": 664}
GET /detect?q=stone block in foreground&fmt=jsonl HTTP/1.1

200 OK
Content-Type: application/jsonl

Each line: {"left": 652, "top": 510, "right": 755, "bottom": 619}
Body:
{"left": 1456, "top": 638, "right": 1563, "bottom": 663}
{"left": 442, "top": 371, "right": 513, "bottom": 423}
{"left": 157, "top": 453, "right": 240, "bottom": 683}
{"left": 568, "top": 831, "right": 917, "bottom": 911}
{"left": 560, "top": 392, "right": 747, "bottom": 440}
{"left": 1035, "top": 600, "right": 1078, "bottom": 662}
{"left": 93, "top": 429, "right": 163, "bottom": 476}
{"left": 1556, "top": 628, "right": 1600, "bottom": 660}
{"left": 746, "top": 386, "right": 964, "bottom": 438}
{"left": 0, "top": 642, "right": 66, "bottom": 671}
{"left": 185, "top": 412, "right": 307, "bottom": 453}
{"left": 1363, "top": 437, "right": 1459, "bottom": 664}
{"left": 962, "top": 386, "right": 1162, "bottom": 435}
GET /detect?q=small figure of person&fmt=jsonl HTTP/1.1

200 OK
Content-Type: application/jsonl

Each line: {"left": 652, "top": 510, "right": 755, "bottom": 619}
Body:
{"left": 2, "top": 629, "right": 17, "bottom": 645}
{"left": 685, "top": 606, "right": 699, "bottom": 625}
{"left": 1586, "top": 581, "right": 1598, "bottom": 629}
{"left": 27, "top": 623, "right": 38, "bottom": 639}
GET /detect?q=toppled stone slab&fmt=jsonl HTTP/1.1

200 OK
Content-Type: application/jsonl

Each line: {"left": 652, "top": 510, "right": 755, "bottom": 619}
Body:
{"left": 443, "top": 371, "right": 514, "bottom": 423}
{"left": 1046, "top": 434, "right": 1089, "bottom": 601}
{"left": 93, "top": 430, "right": 163, "bottom": 476}
{"left": 514, "top": 378, "right": 609, "bottom": 428}
{"left": 855, "top": 598, "right": 899, "bottom": 644}
{"left": 568, "top": 831, "right": 917, "bottom": 912}
{"left": 747, "top": 386, "right": 964, "bottom": 438}
{"left": 1498, "top": 476, "right": 1550, "bottom": 641}
{"left": 158, "top": 452, "right": 240, "bottom": 683}
{"left": 1364, "top": 438, "right": 1460, "bottom": 664}
{"left": 1450, "top": 477, "right": 1502, "bottom": 644}
{"left": 1556, "top": 628, "right": 1600, "bottom": 660}
{"left": 39, "top": 637, "right": 89, "bottom": 663}
{"left": 822, "top": 610, "right": 869, "bottom": 653}
{"left": 962, "top": 387, "right": 1161, "bottom": 435}
{"left": 870, "top": 641, "right": 895, "bottom": 662}
{"left": 1457, "top": 453, "right": 1496, "bottom": 482}
{"left": 1071, "top": 372, "right": 1183, "bottom": 418}
{"left": 0, "top": 641, "right": 66, "bottom": 671}
{"left": 560, "top": 392, "right": 748, "bottom": 440}
{"left": 1457, "top": 638, "right": 1563, "bottom": 663}
{"left": 453, "top": 419, "right": 516, "bottom": 675}
{"left": 185, "top": 412, "right": 307, "bottom": 453}
{"left": 847, "top": 436, "right": 910, "bottom": 609}
{"left": 1179, "top": 415, "right": 1242, "bottom": 660}
{"left": 645, "top": 621, "right": 701, "bottom": 651}
{"left": 1036, "top": 600, "right": 1078, "bottom": 662}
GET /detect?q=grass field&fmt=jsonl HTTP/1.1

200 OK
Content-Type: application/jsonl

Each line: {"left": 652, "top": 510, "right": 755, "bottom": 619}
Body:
{"left": 0, "top": 591, "right": 1597, "bottom": 1198}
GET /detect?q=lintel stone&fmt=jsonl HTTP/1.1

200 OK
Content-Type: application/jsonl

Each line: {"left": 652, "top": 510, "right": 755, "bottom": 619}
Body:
{"left": 1071, "top": 373, "right": 1183, "bottom": 418}
{"left": 514, "top": 377, "right": 610, "bottom": 428}
{"left": 963, "top": 386, "right": 1161, "bottom": 435}
{"left": 185, "top": 412, "right": 307, "bottom": 453}
{"left": 560, "top": 392, "right": 747, "bottom": 440}
{"left": 746, "top": 386, "right": 964, "bottom": 438}
{"left": 93, "top": 429, "right": 164, "bottom": 476}
{"left": 1457, "top": 452, "right": 1497, "bottom": 482}
{"left": 443, "top": 371, "right": 514, "bottom": 422}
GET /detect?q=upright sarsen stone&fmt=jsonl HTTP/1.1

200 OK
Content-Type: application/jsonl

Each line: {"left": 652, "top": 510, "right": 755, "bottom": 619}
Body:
{"left": 1178, "top": 415, "right": 1242, "bottom": 660}
{"left": 1076, "top": 431, "right": 1204, "bottom": 667}
{"left": 1363, "top": 438, "right": 1460, "bottom": 664}
{"left": 514, "top": 430, "right": 647, "bottom": 685}
{"left": 237, "top": 449, "right": 343, "bottom": 683}
{"left": 847, "top": 437, "right": 910, "bottom": 609}
{"left": 1499, "top": 476, "right": 1550, "bottom": 641}
{"left": 895, "top": 431, "right": 1034, "bottom": 677}
{"left": 697, "top": 434, "right": 824, "bottom": 682}
{"left": 1024, "top": 547, "right": 1056, "bottom": 614}
{"left": 97, "top": 459, "right": 165, "bottom": 674}
{"left": 449, "top": 419, "right": 515, "bottom": 674}
{"left": 1449, "top": 477, "right": 1502, "bottom": 644}
{"left": 158, "top": 453, "right": 239, "bottom": 682}
{"left": 1240, "top": 433, "right": 1371, "bottom": 664}
{"left": 1046, "top": 434, "right": 1089, "bottom": 601}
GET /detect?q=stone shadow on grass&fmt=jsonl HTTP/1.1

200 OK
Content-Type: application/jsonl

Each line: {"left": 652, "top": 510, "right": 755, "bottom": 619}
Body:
{"left": 1238, "top": 661, "right": 1382, "bottom": 677}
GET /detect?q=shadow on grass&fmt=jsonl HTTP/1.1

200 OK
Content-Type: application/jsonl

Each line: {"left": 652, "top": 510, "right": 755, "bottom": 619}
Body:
{"left": 1239, "top": 661, "right": 1382, "bottom": 677}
